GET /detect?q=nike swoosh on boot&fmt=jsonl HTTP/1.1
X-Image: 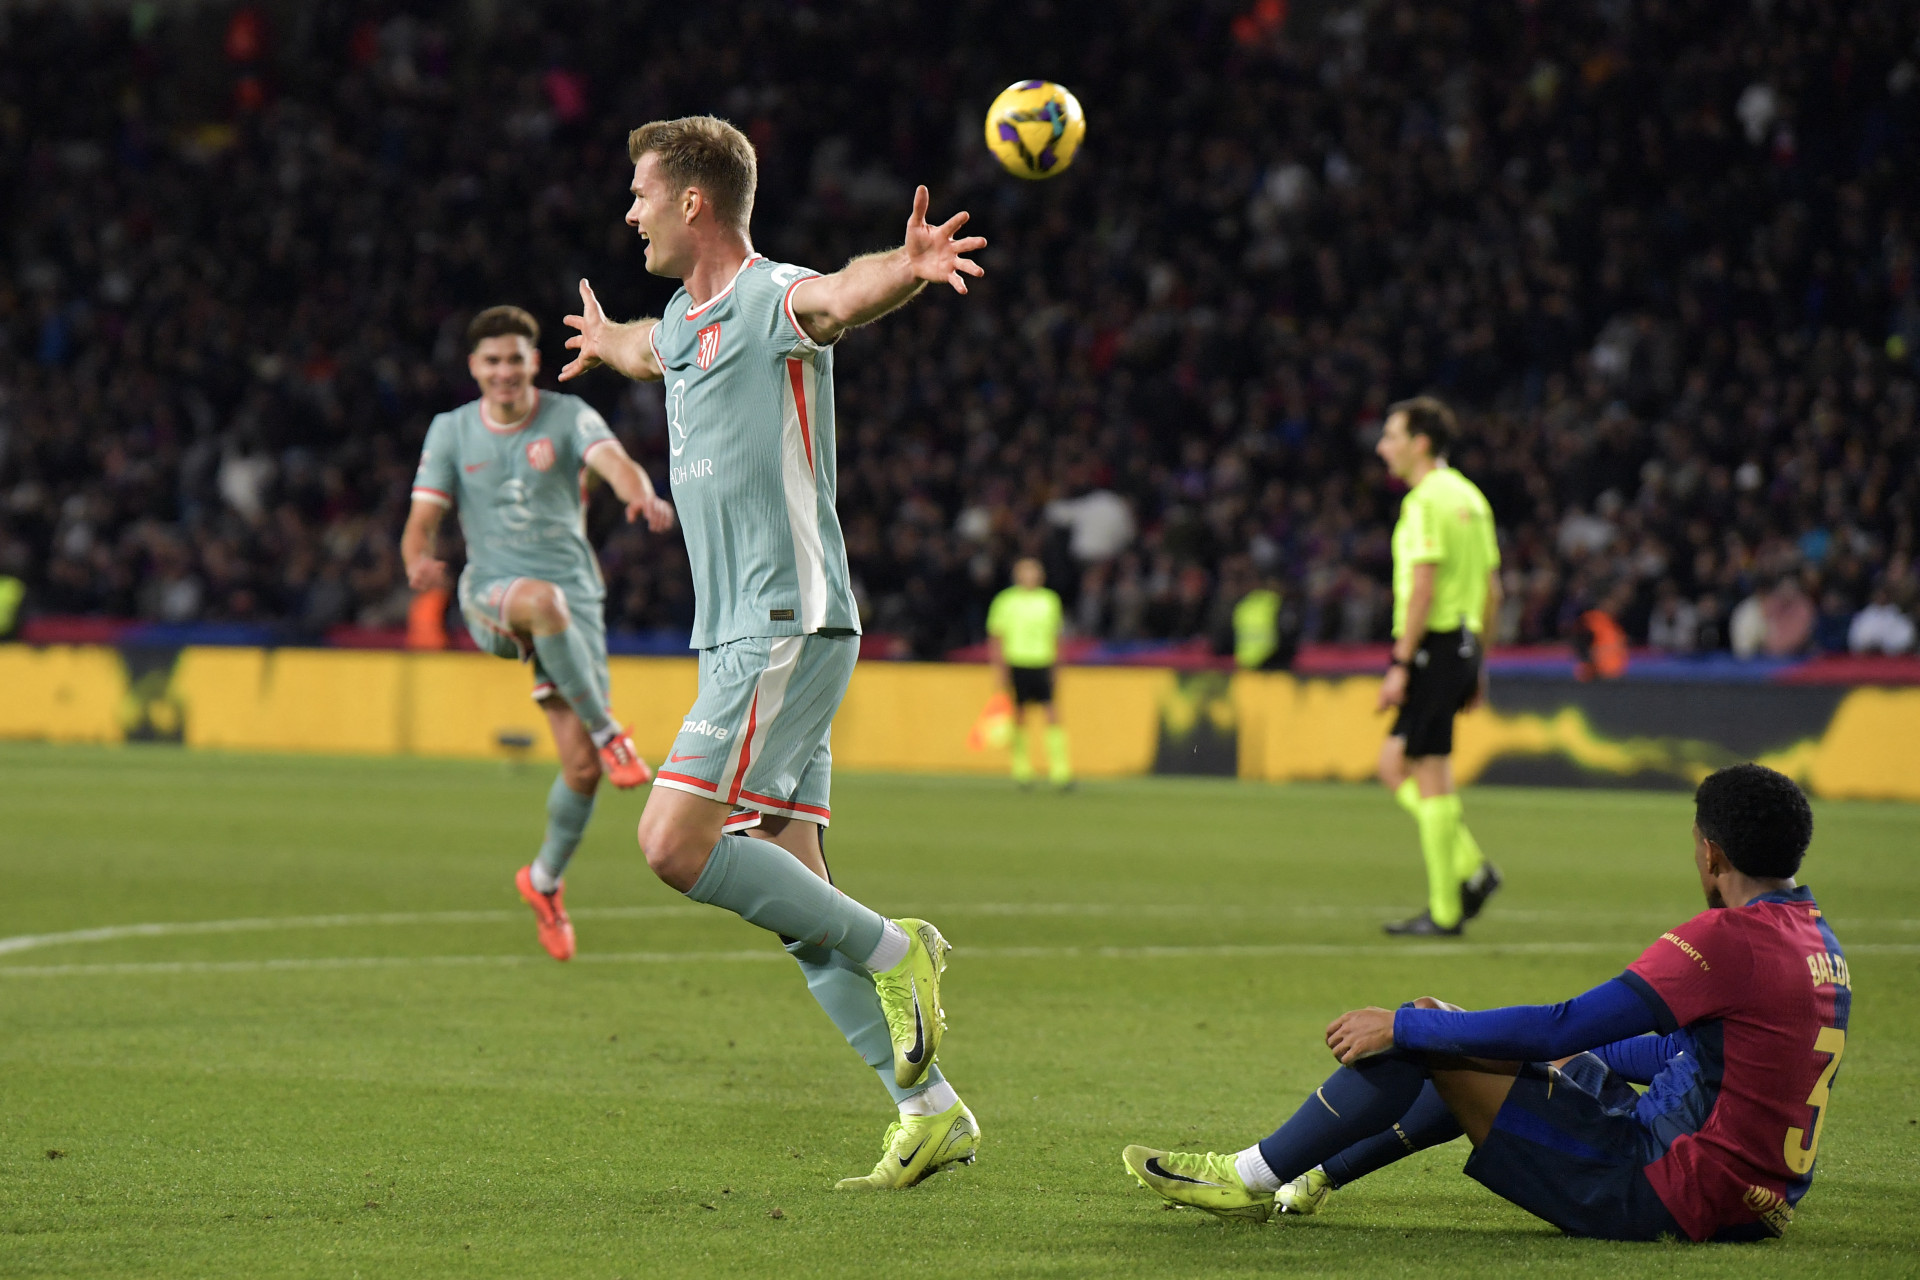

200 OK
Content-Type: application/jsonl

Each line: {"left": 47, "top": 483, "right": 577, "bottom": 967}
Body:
{"left": 904, "top": 981, "right": 927, "bottom": 1063}
{"left": 1146, "top": 1158, "right": 1225, "bottom": 1186}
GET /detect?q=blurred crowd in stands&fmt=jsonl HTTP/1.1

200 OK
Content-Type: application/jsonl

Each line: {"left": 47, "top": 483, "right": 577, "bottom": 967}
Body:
{"left": 3, "top": 0, "right": 1919, "bottom": 661}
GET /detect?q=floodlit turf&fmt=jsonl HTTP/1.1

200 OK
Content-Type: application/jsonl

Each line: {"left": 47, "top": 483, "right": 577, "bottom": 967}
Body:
{"left": 2, "top": 744, "right": 1918, "bottom": 1278}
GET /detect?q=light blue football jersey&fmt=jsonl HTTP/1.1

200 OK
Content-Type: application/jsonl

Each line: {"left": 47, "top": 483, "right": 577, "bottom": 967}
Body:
{"left": 410, "top": 390, "right": 616, "bottom": 602}
{"left": 649, "top": 254, "right": 861, "bottom": 649}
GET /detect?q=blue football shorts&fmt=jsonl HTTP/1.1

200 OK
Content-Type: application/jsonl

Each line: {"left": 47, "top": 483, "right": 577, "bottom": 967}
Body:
{"left": 1462, "top": 1053, "right": 1683, "bottom": 1242}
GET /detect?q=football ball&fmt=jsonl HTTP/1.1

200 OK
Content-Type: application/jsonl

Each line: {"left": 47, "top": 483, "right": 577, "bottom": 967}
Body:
{"left": 984, "top": 80, "right": 1086, "bottom": 180}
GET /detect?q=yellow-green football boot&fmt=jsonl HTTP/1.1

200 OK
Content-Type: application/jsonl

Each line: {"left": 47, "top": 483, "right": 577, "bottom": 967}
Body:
{"left": 835, "top": 1100, "right": 980, "bottom": 1190}
{"left": 1121, "top": 1145, "right": 1275, "bottom": 1222}
{"left": 872, "top": 918, "right": 950, "bottom": 1088}
{"left": 1278, "top": 1165, "right": 1334, "bottom": 1215}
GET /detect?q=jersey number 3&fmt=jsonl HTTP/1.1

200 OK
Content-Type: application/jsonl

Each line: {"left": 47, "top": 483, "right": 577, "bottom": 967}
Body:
{"left": 1782, "top": 1026, "right": 1845, "bottom": 1175}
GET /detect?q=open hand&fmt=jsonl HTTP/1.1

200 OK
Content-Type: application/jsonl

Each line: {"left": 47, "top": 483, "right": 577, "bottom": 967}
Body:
{"left": 627, "top": 492, "right": 676, "bottom": 533}
{"left": 560, "top": 279, "right": 608, "bottom": 382}
{"left": 1325, "top": 1006, "right": 1397, "bottom": 1065}
{"left": 1376, "top": 664, "right": 1408, "bottom": 711}
{"left": 902, "top": 186, "right": 987, "bottom": 294}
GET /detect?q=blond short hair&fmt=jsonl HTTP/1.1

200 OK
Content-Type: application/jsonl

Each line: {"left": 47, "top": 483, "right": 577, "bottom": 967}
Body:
{"left": 627, "top": 115, "right": 758, "bottom": 231}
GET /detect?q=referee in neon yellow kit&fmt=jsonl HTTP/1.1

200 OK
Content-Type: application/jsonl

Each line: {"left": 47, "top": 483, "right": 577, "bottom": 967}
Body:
{"left": 1374, "top": 397, "right": 1502, "bottom": 936}
{"left": 986, "top": 557, "right": 1073, "bottom": 789}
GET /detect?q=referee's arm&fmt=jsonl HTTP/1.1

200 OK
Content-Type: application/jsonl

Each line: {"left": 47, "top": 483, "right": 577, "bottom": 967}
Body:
{"left": 1463, "top": 568, "right": 1501, "bottom": 711}
{"left": 1394, "top": 565, "right": 1437, "bottom": 664}
{"left": 1379, "top": 564, "right": 1436, "bottom": 710}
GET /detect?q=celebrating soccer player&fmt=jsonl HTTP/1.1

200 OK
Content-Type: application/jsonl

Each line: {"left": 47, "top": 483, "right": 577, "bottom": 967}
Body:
{"left": 1124, "top": 764, "right": 1848, "bottom": 1242}
{"left": 1373, "top": 397, "right": 1503, "bottom": 935}
{"left": 986, "top": 557, "right": 1074, "bottom": 789}
{"left": 402, "top": 306, "right": 674, "bottom": 962}
{"left": 557, "top": 116, "right": 987, "bottom": 1189}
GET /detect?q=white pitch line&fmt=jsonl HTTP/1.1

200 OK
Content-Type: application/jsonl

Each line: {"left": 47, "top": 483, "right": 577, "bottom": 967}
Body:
{"left": 8, "top": 901, "right": 1914, "bottom": 958}
{"left": 0, "top": 906, "right": 703, "bottom": 957}
{"left": 3, "top": 940, "right": 1916, "bottom": 979}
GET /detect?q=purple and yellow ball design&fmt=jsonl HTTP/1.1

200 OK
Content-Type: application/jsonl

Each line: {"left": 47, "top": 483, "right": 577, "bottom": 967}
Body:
{"left": 984, "top": 80, "right": 1086, "bottom": 180}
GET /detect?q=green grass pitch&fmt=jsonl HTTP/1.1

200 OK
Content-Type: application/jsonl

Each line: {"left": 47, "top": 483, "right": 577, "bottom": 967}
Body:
{"left": 2, "top": 743, "right": 1918, "bottom": 1278}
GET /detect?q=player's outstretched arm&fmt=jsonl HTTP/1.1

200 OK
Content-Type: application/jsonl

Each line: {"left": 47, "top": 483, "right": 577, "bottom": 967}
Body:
{"left": 586, "top": 438, "right": 675, "bottom": 533}
{"left": 788, "top": 185, "right": 987, "bottom": 346}
{"left": 561, "top": 279, "right": 664, "bottom": 383}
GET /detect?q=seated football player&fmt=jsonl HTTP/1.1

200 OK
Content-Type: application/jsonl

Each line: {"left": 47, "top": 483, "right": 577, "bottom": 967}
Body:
{"left": 1124, "top": 763, "right": 1848, "bottom": 1243}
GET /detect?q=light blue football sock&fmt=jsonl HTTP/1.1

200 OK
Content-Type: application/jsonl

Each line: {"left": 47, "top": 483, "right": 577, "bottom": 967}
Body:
{"left": 530, "top": 625, "right": 613, "bottom": 735}
{"left": 685, "top": 835, "right": 887, "bottom": 963}
{"left": 533, "top": 774, "right": 596, "bottom": 884}
{"left": 786, "top": 938, "right": 948, "bottom": 1105}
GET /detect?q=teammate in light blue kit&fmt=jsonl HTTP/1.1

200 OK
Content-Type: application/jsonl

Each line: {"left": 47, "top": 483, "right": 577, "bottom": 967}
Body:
{"left": 401, "top": 306, "right": 675, "bottom": 962}
{"left": 559, "top": 115, "right": 987, "bottom": 1189}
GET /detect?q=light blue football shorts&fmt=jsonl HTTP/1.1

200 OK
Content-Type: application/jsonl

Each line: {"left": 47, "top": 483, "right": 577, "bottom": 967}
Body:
{"left": 652, "top": 633, "right": 858, "bottom": 828}
{"left": 457, "top": 570, "right": 609, "bottom": 705}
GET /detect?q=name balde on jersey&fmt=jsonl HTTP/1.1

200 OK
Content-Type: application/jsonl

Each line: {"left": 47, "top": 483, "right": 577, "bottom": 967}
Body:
{"left": 650, "top": 254, "right": 860, "bottom": 650}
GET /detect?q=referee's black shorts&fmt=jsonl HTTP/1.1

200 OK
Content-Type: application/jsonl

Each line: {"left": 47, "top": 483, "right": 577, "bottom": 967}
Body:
{"left": 1008, "top": 664, "right": 1056, "bottom": 706}
{"left": 1390, "top": 628, "right": 1482, "bottom": 758}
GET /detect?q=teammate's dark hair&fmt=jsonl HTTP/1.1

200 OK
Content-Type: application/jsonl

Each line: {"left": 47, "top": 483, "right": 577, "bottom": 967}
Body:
{"left": 467, "top": 305, "right": 539, "bottom": 351}
{"left": 1389, "top": 396, "right": 1457, "bottom": 458}
{"left": 628, "top": 115, "right": 758, "bottom": 232}
{"left": 1694, "top": 763, "right": 1813, "bottom": 879}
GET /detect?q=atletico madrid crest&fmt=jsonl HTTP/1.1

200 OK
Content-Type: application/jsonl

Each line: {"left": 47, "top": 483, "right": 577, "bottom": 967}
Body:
{"left": 696, "top": 322, "right": 722, "bottom": 370}
{"left": 526, "top": 437, "right": 555, "bottom": 471}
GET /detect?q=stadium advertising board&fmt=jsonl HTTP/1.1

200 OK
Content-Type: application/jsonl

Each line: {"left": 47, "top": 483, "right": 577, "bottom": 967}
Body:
{"left": 3, "top": 645, "right": 1917, "bottom": 801}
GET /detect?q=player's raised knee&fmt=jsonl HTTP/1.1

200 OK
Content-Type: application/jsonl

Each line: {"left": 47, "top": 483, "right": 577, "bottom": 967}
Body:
{"left": 636, "top": 809, "right": 706, "bottom": 890}
{"left": 516, "top": 580, "right": 572, "bottom": 632}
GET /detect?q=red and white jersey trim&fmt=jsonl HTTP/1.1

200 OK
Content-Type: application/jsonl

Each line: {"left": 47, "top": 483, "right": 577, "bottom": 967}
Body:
{"left": 581, "top": 437, "right": 619, "bottom": 467}
{"left": 781, "top": 275, "right": 825, "bottom": 351}
{"left": 480, "top": 391, "right": 540, "bottom": 434}
{"left": 684, "top": 253, "right": 764, "bottom": 320}
{"left": 779, "top": 356, "right": 830, "bottom": 632}
{"left": 735, "top": 787, "right": 831, "bottom": 822}
{"left": 411, "top": 486, "right": 452, "bottom": 508}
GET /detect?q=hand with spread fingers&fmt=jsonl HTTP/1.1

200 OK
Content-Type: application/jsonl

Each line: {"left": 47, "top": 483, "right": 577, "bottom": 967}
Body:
{"left": 900, "top": 185, "right": 988, "bottom": 294}
{"left": 561, "top": 279, "right": 662, "bottom": 383}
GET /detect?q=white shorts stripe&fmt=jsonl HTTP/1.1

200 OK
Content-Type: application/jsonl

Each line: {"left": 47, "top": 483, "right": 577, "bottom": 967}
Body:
{"left": 718, "top": 636, "right": 803, "bottom": 806}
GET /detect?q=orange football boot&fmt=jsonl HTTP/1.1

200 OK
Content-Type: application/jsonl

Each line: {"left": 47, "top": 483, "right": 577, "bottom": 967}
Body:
{"left": 516, "top": 864, "right": 576, "bottom": 961}
{"left": 597, "top": 727, "right": 654, "bottom": 789}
